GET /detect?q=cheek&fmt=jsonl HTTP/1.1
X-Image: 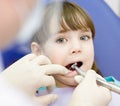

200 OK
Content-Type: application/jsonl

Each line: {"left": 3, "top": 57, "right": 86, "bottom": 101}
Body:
{"left": 88, "top": 42, "right": 94, "bottom": 57}
{"left": 88, "top": 45, "right": 94, "bottom": 60}
{"left": 43, "top": 45, "right": 67, "bottom": 64}
{"left": 84, "top": 43, "right": 94, "bottom": 69}
{"left": 88, "top": 51, "right": 94, "bottom": 68}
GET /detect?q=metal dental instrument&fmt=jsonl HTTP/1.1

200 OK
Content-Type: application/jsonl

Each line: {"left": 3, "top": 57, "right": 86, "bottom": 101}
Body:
{"left": 71, "top": 63, "right": 120, "bottom": 94}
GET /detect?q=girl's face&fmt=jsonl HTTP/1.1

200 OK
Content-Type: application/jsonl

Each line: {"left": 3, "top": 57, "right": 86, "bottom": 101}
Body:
{"left": 43, "top": 29, "right": 94, "bottom": 87}
{"left": 33, "top": 29, "right": 94, "bottom": 87}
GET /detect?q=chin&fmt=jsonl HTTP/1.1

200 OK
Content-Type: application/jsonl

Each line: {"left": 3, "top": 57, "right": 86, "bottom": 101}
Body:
{"left": 68, "top": 82, "right": 78, "bottom": 87}
{"left": 54, "top": 75, "right": 78, "bottom": 87}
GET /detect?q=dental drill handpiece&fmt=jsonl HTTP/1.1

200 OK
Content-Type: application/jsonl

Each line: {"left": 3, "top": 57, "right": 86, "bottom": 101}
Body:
{"left": 71, "top": 63, "right": 120, "bottom": 94}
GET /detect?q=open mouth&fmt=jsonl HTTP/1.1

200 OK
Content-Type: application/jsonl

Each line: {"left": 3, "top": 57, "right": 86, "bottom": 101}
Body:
{"left": 65, "top": 61, "right": 83, "bottom": 71}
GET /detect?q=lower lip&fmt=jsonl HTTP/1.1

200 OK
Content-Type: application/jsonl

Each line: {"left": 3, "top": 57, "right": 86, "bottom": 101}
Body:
{"left": 66, "top": 70, "right": 78, "bottom": 77}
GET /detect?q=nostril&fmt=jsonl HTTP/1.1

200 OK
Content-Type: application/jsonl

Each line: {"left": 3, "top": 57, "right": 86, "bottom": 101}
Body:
{"left": 72, "top": 50, "right": 81, "bottom": 54}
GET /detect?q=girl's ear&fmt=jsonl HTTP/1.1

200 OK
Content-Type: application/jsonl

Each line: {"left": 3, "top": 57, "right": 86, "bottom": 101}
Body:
{"left": 31, "top": 42, "right": 42, "bottom": 56}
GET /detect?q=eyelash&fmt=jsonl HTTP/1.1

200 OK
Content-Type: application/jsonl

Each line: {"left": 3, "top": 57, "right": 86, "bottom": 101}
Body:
{"left": 55, "top": 35, "right": 91, "bottom": 44}
{"left": 80, "top": 35, "right": 90, "bottom": 41}
{"left": 56, "top": 38, "right": 67, "bottom": 44}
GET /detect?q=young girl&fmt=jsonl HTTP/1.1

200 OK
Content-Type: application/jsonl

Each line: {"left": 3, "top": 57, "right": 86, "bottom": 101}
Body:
{"left": 31, "top": 1, "right": 120, "bottom": 106}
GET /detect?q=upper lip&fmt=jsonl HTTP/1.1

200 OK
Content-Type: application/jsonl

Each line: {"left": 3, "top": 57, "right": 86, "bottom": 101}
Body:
{"left": 65, "top": 61, "right": 83, "bottom": 71}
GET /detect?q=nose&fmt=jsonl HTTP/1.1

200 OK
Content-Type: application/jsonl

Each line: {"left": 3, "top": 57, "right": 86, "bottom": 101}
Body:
{"left": 71, "top": 47, "right": 81, "bottom": 54}
{"left": 70, "top": 41, "right": 81, "bottom": 54}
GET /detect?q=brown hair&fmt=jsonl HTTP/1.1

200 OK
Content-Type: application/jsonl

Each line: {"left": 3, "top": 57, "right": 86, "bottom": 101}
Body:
{"left": 31, "top": 1, "right": 95, "bottom": 44}
{"left": 92, "top": 62, "right": 103, "bottom": 76}
{"left": 60, "top": 2, "right": 95, "bottom": 36}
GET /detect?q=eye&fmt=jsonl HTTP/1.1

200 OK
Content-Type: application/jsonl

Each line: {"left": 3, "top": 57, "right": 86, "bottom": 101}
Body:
{"left": 80, "top": 35, "right": 90, "bottom": 41}
{"left": 56, "top": 38, "right": 67, "bottom": 44}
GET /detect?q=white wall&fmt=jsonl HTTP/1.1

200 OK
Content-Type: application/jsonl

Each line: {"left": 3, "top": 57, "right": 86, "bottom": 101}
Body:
{"left": 104, "top": 0, "right": 120, "bottom": 17}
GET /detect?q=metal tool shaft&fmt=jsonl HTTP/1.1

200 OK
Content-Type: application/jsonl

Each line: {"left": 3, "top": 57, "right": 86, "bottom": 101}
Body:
{"left": 72, "top": 64, "right": 120, "bottom": 94}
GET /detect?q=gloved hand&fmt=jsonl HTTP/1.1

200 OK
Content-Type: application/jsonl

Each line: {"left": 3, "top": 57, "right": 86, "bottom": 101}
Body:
{"left": 69, "top": 70, "right": 111, "bottom": 106}
{"left": 0, "top": 54, "right": 69, "bottom": 106}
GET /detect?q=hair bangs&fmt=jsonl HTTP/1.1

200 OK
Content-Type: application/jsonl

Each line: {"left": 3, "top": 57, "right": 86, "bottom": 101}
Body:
{"left": 60, "top": 13, "right": 89, "bottom": 32}
{"left": 60, "top": 1, "right": 95, "bottom": 37}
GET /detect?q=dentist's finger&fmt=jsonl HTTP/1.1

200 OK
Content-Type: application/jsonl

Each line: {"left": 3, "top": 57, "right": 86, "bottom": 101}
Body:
{"left": 21, "top": 53, "right": 37, "bottom": 61}
{"left": 34, "top": 75, "right": 56, "bottom": 92}
{"left": 33, "top": 94, "right": 58, "bottom": 106}
{"left": 99, "top": 86, "right": 112, "bottom": 102}
{"left": 31, "top": 55, "right": 51, "bottom": 65}
{"left": 46, "top": 76, "right": 56, "bottom": 92}
{"left": 82, "top": 70, "right": 97, "bottom": 86}
{"left": 40, "top": 64, "right": 69, "bottom": 75}
{"left": 74, "top": 75, "right": 83, "bottom": 83}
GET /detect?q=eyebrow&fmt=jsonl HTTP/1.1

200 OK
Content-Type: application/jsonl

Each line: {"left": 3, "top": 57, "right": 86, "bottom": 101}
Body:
{"left": 58, "top": 29, "right": 67, "bottom": 33}
{"left": 59, "top": 29, "right": 90, "bottom": 33}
